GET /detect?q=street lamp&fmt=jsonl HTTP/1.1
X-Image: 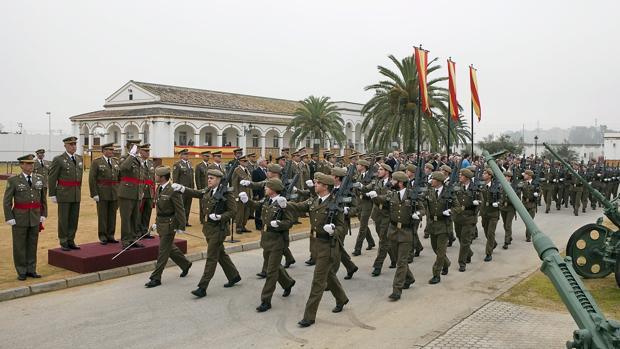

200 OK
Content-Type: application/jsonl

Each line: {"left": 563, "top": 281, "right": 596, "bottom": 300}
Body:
{"left": 46, "top": 112, "right": 51, "bottom": 153}
{"left": 534, "top": 135, "right": 539, "bottom": 158}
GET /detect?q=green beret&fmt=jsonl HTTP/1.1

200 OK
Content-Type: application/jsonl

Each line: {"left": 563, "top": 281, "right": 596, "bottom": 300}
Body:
{"left": 459, "top": 168, "right": 474, "bottom": 179}
{"left": 392, "top": 171, "right": 408, "bottom": 182}
{"left": 267, "top": 163, "right": 282, "bottom": 174}
{"left": 316, "top": 173, "right": 334, "bottom": 186}
{"left": 207, "top": 169, "right": 224, "bottom": 177}
{"left": 406, "top": 164, "right": 417, "bottom": 173}
{"left": 331, "top": 167, "right": 347, "bottom": 177}
{"left": 431, "top": 171, "right": 446, "bottom": 182}
{"left": 265, "top": 178, "right": 284, "bottom": 192}
{"left": 357, "top": 159, "right": 370, "bottom": 167}
{"left": 154, "top": 166, "right": 171, "bottom": 176}
{"left": 380, "top": 163, "right": 393, "bottom": 172}
{"left": 503, "top": 170, "right": 513, "bottom": 177}
{"left": 424, "top": 163, "right": 434, "bottom": 170}
{"left": 484, "top": 168, "right": 494, "bottom": 177}
{"left": 440, "top": 165, "right": 452, "bottom": 174}
{"left": 523, "top": 169, "right": 534, "bottom": 177}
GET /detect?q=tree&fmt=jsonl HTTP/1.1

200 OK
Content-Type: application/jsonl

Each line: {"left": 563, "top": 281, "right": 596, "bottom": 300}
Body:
{"left": 361, "top": 54, "right": 471, "bottom": 152}
{"left": 478, "top": 134, "right": 523, "bottom": 155}
{"left": 287, "top": 96, "right": 346, "bottom": 149}
{"left": 541, "top": 140, "right": 578, "bottom": 162}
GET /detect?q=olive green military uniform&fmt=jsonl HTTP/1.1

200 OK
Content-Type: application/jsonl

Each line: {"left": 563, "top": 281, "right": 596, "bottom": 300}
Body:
{"left": 370, "top": 177, "right": 396, "bottom": 270}
{"left": 232, "top": 164, "right": 254, "bottom": 231}
{"left": 173, "top": 159, "right": 195, "bottom": 224}
{"left": 118, "top": 154, "right": 145, "bottom": 246}
{"left": 332, "top": 183, "right": 359, "bottom": 277}
{"left": 48, "top": 152, "right": 83, "bottom": 248}
{"left": 4, "top": 171, "right": 47, "bottom": 277}
{"left": 424, "top": 185, "right": 454, "bottom": 278}
{"left": 353, "top": 169, "right": 376, "bottom": 253}
{"left": 195, "top": 160, "right": 210, "bottom": 224}
{"left": 569, "top": 170, "right": 583, "bottom": 216}
{"left": 579, "top": 169, "right": 589, "bottom": 212}
{"left": 479, "top": 181, "right": 500, "bottom": 257}
{"left": 33, "top": 156, "right": 50, "bottom": 198}
{"left": 540, "top": 166, "right": 556, "bottom": 213}
{"left": 520, "top": 179, "right": 538, "bottom": 240}
{"left": 499, "top": 183, "right": 517, "bottom": 246}
{"left": 453, "top": 181, "right": 479, "bottom": 268}
{"left": 139, "top": 159, "right": 156, "bottom": 234}
{"left": 88, "top": 155, "right": 120, "bottom": 243}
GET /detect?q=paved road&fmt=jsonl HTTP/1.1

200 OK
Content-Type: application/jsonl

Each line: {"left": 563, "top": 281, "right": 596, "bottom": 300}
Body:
{"left": 0, "top": 208, "right": 598, "bottom": 349}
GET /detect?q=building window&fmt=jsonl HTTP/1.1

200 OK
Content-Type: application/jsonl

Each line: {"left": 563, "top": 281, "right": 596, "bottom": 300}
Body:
{"left": 222, "top": 134, "right": 228, "bottom": 146}
{"left": 113, "top": 131, "right": 119, "bottom": 143}
{"left": 252, "top": 134, "right": 259, "bottom": 147}
{"left": 204, "top": 132, "right": 212, "bottom": 146}
{"left": 128, "top": 89, "right": 133, "bottom": 101}
{"left": 305, "top": 138, "right": 311, "bottom": 148}
{"left": 179, "top": 131, "right": 187, "bottom": 145}
{"left": 84, "top": 137, "right": 89, "bottom": 146}
{"left": 272, "top": 137, "right": 279, "bottom": 148}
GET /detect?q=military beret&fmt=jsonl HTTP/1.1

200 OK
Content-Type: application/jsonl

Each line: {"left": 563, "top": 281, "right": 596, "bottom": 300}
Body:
{"left": 460, "top": 168, "right": 474, "bottom": 179}
{"left": 297, "top": 147, "right": 306, "bottom": 153}
{"left": 467, "top": 165, "right": 477, "bottom": 172}
{"left": 17, "top": 154, "right": 35, "bottom": 163}
{"left": 63, "top": 136, "right": 78, "bottom": 144}
{"left": 232, "top": 148, "right": 243, "bottom": 153}
{"left": 424, "top": 163, "right": 434, "bottom": 170}
{"left": 348, "top": 154, "right": 359, "bottom": 160}
{"left": 126, "top": 139, "right": 141, "bottom": 146}
{"left": 154, "top": 166, "right": 171, "bottom": 176}
{"left": 211, "top": 150, "right": 222, "bottom": 156}
{"left": 207, "top": 169, "right": 224, "bottom": 177}
{"left": 281, "top": 147, "right": 290, "bottom": 152}
{"left": 331, "top": 167, "right": 347, "bottom": 177}
{"left": 523, "top": 169, "right": 534, "bottom": 177}
{"left": 238, "top": 155, "right": 248, "bottom": 161}
{"left": 35, "top": 148, "right": 45, "bottom": 154}
{"left": 178, "top": 148, "right": 189, "bottom": 155}
{"left": 503, "top": 170, "right": 514, "bottom": 177}
{"left": 101, "top": 143, "right": 115, "bottom": 150}
{"left": 358, "top": 159, "right": 370, "bottom": 167}
{"left": 267, "top": 163, "right": 282, "bottom": 174}
{"left": 314, "top": 171, "right": 324, "bottom": 179}
{"left": 139, "top": 143, "right": 151, "bottom": 151}
{"left": 544, "top": 160, "right": 550, "bottom": 164}
{"left": 380, "top": 163, "right": 393, "bottom": 172}
{"left": 406, "top": 164, "right": 417, "bottom": 173}
{"left": 430, "top": 171, "right": 446, "bottom": 182}
{"left": 440, "top": 165, "right": 452, "bottom": 174}
{"left": 484, "top": 168, "right": 494, "bottom": 177}
{"left": 392, "top": 171, "right": 408, "bottom": 182}
{"left": 398, "top": 164, "right": 407, "bottom": 171}
{"left": 201, "top": 151, "right": 211, "bottom": 156}
{"left": 275, "top": 155, "right": 286, "bottom": 161}
{"left": 315, "top": 173, "right": 335, "bottom": 186}
{"left": 265, "top": 178, "right": 284, "bottom": 192}
{"left": 300, "top": 153, "right": 308, "bottom": 158}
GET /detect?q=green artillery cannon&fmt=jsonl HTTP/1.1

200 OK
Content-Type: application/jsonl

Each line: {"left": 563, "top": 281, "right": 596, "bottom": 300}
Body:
{"left": 543, "top": 143, "right": 620, "bottom": 288}
{"left": 483, "top": 150, "right": 620, "bottom": 349}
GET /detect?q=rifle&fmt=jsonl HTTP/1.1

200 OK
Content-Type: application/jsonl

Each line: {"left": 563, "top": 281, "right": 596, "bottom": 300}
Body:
{"left": 409, "top": 158, "right": 428, "bottom": 216}
{"left": 326, "top": 164, "right": 356, "bottom": 227}
{"left": 213, "top": 158, "right": 238, "bottom": 215}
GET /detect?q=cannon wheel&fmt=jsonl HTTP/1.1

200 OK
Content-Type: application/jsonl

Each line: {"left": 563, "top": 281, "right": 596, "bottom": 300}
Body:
{"left": 566, "top": 224, "right": 613, "bottom": 279}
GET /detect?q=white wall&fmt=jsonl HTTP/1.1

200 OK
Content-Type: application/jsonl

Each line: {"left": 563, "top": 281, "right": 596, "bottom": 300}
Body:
{"left": 604, "top": 132, "right": 620, "bottom": 160}
{"left": 0, "top": 133, "right": 68, "bottom": 161}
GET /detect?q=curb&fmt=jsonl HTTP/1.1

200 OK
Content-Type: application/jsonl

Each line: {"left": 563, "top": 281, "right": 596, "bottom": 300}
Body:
{"left": 0, "top": 222, "right": 360, "bottom": 302}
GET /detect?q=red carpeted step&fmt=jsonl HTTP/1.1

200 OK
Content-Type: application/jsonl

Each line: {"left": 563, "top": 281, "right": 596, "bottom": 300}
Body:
{"left": 48, "top": 237, "right": 188, "bottom": 274}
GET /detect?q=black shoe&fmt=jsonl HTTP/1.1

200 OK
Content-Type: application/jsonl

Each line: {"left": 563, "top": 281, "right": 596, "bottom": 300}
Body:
{"left": 366, "top": 244, "right": 375, "bottom": 250}
{"left": 107, "top": 238, "right": 119, "bottom": 244}
{"left": 389, "top": 262, "right": 396, "bottom": 269}
{"left": 414, "top": 247, "right": 423, "bottom": 257}
{"left": 423, "top": 234, "right": 429, "bottom": 239}
{"left": 344, "top": 266, "right": 358, "bottom": 280}
{"left": 17, "top": 274, "right": 27, "bottom": 281}
{"left": 191, "top": 287, "right": 207, "bottom": 298}
{"left": 282, "top": 280, "right": 295, "bottom": 297}
{"left": 61, "top": 245, "right": 71, "bottom": 251}
{"left": 332, "top": 299, "right": 349, "bottom": 313}
{"left": 351, "top": 250, "right": 361, "bottom": 256}
{"left": 241, "top": 228, "right": 252, "bottom": 233}
{"left": 26, "top": 272, "right": 41, "bottom": 278}
{"left": 574, "top": 212, "right": 578, "bottom": 216}
{"left": 256, "top": 271, "right": 267, "bottom": 279}
{"left": 256, "top": 303, "right": 271, "bottom": 312}
{"left": 371, "top": 268, "right": 381, "bottom": 277}
{"left": 545, "top": 209, "right": 550, "bottom": 214}
{"left": 459, "top": 265, "right": 466, "bottom": 272}
{"left": 582, "top": 209, "right": 586, "bottom": 213}
{"left": 68, "top": 243, "right": 80, "bottom": 250}
{"left": 484, "top": 254, "right": 492, "bottom": 262}
{"left": 284, "top": 260, "right": 295, "bottom": 268}
{"left": 403, "top": 280, "right": 414, "bottom": 289}
{"left": 100, "top": 240, "right": 108, "bottom": 245}
{"left": 429, "top": 276, "right": 441, "bottom": 284}
{"left": 186, "top": 224, "right": 192, "bottom": 227}
{"left": 235, "top": 229, "right": 244, "bottom": 234}
{"left": 389, "top": 293, "right": 401, "bottom": 301}
{"left": 526, "top": 237, "right": 532, "bottom": 242}
{"left": 466, "top": 254, "right": 473, "bottom": 264}
{"left": 441, "top": 266, "right": 449, "bottom": 275}
{"left": 144, "top": 234, "right": 155, "bottom": 239}
{"left": 447, "top": 238, "right": 455, "bottom": 247}
{"left": 305, "top": 259, "right": 315, "bottom": 266}
{"left": 502, "top": 244, "right": 509, "bottom": 250}
{"left": 298, "top": 319, "right": 315, "bottom": 327}
{"left": 223, "top": 275, "right": 241, "bottom": 288}
{"left": 493, "top": 241, "right": 498, "bottom": 249}
{"left": 180, "top": 262, "right": 192, "bottom": 277}
{"left": 145, "top": 279, "right": 161, "bottom": 288}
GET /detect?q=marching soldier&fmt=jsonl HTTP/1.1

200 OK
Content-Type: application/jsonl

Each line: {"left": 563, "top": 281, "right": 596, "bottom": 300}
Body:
{"left": 288, "top": 173, "right": 349, "bottom": 328}
{"left": 33, "top": 149, "right": 50, "bottom": 198}
{"left": 48, "top": 136, "right": 83, "bottom": 251}
{"left": 439, "top": 165, "right": 456, "bottom": 247}
{"left": 208, "top": 151, "right": 225, "bottom": 173}
{"left": 144, "top": 166, "right": 192, "bottom": 288}
{"left": 520, "top": 169, "right": 539, "bottom": 242}
{"left": 88, "top": 143, "right": 120, "bottom": 244}
{"left": 422, "top": 162, "right": 435, "bottom": 239}
{"left": 195, "top": 151, "right": 211, "bottom": 224}
{"left": 176, "top": 169, "right": 242, "bottom": 298}
{"left": 139, "top": 144, "right": 155, "bottom": 238}
{"left": 232, "top": 155, "right": 253, "bottom": 233}
{"left": 254, "top": 178, "right": 296, "bottom": 312}
{"left": 331, "top": 167, "right": 359, "bottom": 280}
{"left": 540, "top": 160, "right": 555, "bottom": 214}
{"left": 479, "top": 169, "right": 500, "bottom": 262}
{"left": 366, "top": 163, "right": 396, "bottom": 276}
{"left": 404, "top": 164, "right": 423, "bottom": 259}
{"left": 569, "top": 163, "right": 583, "bottom": 216}
{"left": 247, "top": 153, "right": 258, "bottom": 173}
{"left": 352, "top": 159, "right": 376, "bottom": 255}
{"left": 118, "top": 143, "right": 146, "bottom": 248}
{"left": 579, "top": 164, "right": 589, "bottom": 213}
{"left": 452, "top": 168, "right": 479, "bottom": 272}
{"left": 173, "top": 149, "right": 195, "bottom": 226}
{"left": 500, "top": 171, "right": 518, "bottom": 249}
{"left": 4, "top": 154, "right": 47, "bottom": 280}
{"left": 227, "top": 147, "right": 244, "bottom": 172}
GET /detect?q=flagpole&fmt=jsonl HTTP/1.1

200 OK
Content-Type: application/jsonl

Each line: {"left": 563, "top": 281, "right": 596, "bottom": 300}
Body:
{"left": 471, "top": 98, "right": 474, "bottom": 156}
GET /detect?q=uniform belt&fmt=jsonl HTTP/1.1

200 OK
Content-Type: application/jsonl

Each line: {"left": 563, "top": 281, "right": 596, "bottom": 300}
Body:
{"left": 121, "top": 176, "right": 143, "bottom": 184}
{"left": 13, "top": 202, "right": 41, "bottom": 210}
{"left": 157, "top": 214, "right": 174, "bottom": 218}
{"left": 97, "top": 179, "right": 119, "bottom": 186}
{"left": 58, "top": 179, "right": 81, "bottom": 187}
{"left": 143, "top": 179, "right": 155, "bottom": 187}
{"left": 390, "top": 221, "right": 407, "bottom": 229}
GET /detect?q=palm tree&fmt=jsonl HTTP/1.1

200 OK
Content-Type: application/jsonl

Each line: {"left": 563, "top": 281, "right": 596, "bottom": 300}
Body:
{"left": 361, "top": 54, "right": 471, "bottom": 153}
{"left": 287, "top": 96, "right": 346, "bottom": 149}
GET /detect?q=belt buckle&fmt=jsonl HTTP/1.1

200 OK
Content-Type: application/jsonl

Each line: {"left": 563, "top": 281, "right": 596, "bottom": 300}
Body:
{"left": 379, "top": 204, "right": 383, "bottom": 210}
{"left": 397, "top": 222, "right": 402, "bottom": 229}
{"left": 433, "top": 216, "right": 438, "bottom": 221}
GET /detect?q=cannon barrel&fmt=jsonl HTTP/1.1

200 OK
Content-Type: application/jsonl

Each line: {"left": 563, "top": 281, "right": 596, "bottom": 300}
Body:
{"left": 543, "top": 142, "right": 620, "bottom": 229}
{"left": 483, "top": 150, "right": 620, "bottom": 349}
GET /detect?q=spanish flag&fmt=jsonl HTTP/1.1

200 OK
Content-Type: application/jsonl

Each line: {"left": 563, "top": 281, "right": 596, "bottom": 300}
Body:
{"left": 470, "top": 65, "right": 481, "bottom": 121}
{"left": 447, "top": 58, "right": 458, "bottom": 121}
{"left": 414, "top": 46, "right": 430, "bottom": 114}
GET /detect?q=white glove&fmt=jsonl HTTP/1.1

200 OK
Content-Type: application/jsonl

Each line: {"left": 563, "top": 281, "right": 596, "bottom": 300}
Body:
{"left": 553, "top": 179, "right": 558, "bottom": 183}
{"left": 6, "top": 219, "right": 16, "bottom": 226}
{"left": 238, "top": 192, "right": 249, "bottom": 203}
{"left": 343, "top": 207, "right": 350, "bottom": 215}
{"left": 366, "top": 190, "right": 378, "bottom": 198}
{"left": 305, "top": 180, "right": 314, "bottom": 188}
{"left": 533, "top": 192, "right": 539, "bottom": 197}
{"left": 129, "top": 144, "right": 138, "bottom": 157}
{"left": 352, "top": 182, "right": 362, "bottom": 189}
{"left": 473, "top": 200, "right": 480, "bottom": 206}
{"left": 412, "top": 211, "right": 420, "bottom": 220}
{"left": 588, "top": 182, "right": 592, "bottom": 185}
{"left": 50, "top": 196, "right": 57, "bottom": 203}
{"left": 323, "top": 223, "right": 336, "bottom": 235}
{"left": 492, "top": 202, "right": 499, "bottom": 208}
{"left": 208, "top": 213, "right": 222, "bottom": 221}
{"left": 560, "top": 178, "right": 564, "bottom": 182}
{"left": 270, "top": 220, "right": 280, "bottom": 228}
{"left": 292, "top": 186, "right": 298, "bottom": 193}
{"left": 171, "top": 183, "right": 185, "bottom": 192}
{"left": 151, "top": 223, "right": 157, "bottom": 231}
{"left": 174, "top": 229, "right": 185, "bottom": 234}
{"left": 240, "top": 180, "right": 251, "bottom": 186}
{"left": 442, "top": 209, "right": 451, "bottom": 217}
{"left": 92, "top": 195, "right": 100, "bottom": 202}
{"left": 276, "top": 196, "right": 287, "bottom": 208}
{"left": 40, "top": 216, "right": 46, "bottom": 223}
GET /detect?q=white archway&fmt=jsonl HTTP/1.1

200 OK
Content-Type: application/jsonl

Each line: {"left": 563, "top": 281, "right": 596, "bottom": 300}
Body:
{"left": 282, "top": 130, "right": 294, "bottom": 149}
{"left": 142, "top": 123, "right": 150, "bottom": 144}
{"left": 354, "top": 123, "right": 362, "bottom": 151}
{"left": 124, "top": 124, "right": 140, "bottom": 142}
{"left": 199, "top": 125, "right": 219, "bottom": 146}
{"left": 174, "top": 124, "right": 195, "bottom": 146}
{"left": 222, "top": 126, "right": 240, "bottom": 147}
{"left": 106, "top": 124, "right": 121, "bottom": 145}
{"left": 245, "top": 129, "right": 262, "bottom": 148}
{"left": 345, "top": 122, "right": 354, "bottom": 149}
{"left": 265, "top": 129, "right": 280, "bottom": 148}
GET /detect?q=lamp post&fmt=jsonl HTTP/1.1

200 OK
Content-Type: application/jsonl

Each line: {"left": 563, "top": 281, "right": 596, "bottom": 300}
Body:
{"left": 46, "top": 112, "right": 51, "bottom": 153}
{"left": 534, "top": 135, "right": 539, "bottom": 159}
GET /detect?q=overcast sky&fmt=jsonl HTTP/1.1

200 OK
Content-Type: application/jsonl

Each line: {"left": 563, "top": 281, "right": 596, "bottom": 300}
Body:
{"left": 1, "top": 0, "right": 618, "bottom": 139}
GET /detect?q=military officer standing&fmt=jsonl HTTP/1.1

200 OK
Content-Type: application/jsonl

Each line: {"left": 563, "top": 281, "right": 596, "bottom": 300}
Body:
{"left": 520, "top": 170, "right": 539, "bottom": 242}
{"left": 139, "top": 144, "right": 155, "bottom": 238}
{"left": 540, "top": 160, "right": 556, "bottom": 214}
{"left": 452, "top": 168, "right": 479, "bottom": 272}
{"left": 208, "top": 151, "right": 225, "bottom": 173}
{"left": 569, "top": 163, "right": 583, "bottom": 216}
{"left": 232, "top": 155, "right": 253, "bottom": 233}
{"left": 48, "top": 136, "right": 83, "bottom": 251}
{"left": 4, "top": 154, "right": 47, "bottom": 280}
{"left": 118, "top": 143, "right": 145, "bottom": 248}
{"left": 144, "top": 166, "right": 192, "bottom": 288}
{"left": 500, "top": 171, "right": 517, "bottom": 249}
{"left": 88, "top": 143, "right": 120, "bottom": 244}
{"left": 195, "top": 151, "right": 211, "bottom": 224}
{"left": 33, "top": 149, "right": 50, "bottom": 198}
{"left": 352, "top": 159, "right": 376, "bottom": 255}
{"left": 173, "top": 149, "right": 195, "bottom": 226}
{"left": 366, "top": 163, "right": 396, "bottom": 276}
{"left": 479, "top": 169, "right": 500, "bottom": 262}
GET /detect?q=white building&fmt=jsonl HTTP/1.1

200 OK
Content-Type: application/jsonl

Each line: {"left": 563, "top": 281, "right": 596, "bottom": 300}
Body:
{"left": 70, "top": 81, "right": 367, "bottom": 158}
{"left": 604, "top": 132, "right": 620, "bottom": 161}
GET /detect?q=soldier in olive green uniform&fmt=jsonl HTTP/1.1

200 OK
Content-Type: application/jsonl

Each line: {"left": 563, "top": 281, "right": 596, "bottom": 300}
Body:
{"left": 423, "top": 171, "right": 456, "bottom": 284}
{"left": 331, "top": 167, "right": 359, "bottom": 280}
{"left": 33, "top": 149, "right": 50, "bottom": 198}
{"left": 540, "top": 160, "right": 556, "bottom": 214}
{"left": 89, "top": 143, "right": 120, "bottom": 244}
{"left": 4, "top": 154, "right": 47, "bottom": 280}
{"left": 352, "top": 159, "right": 376, "bottom": 255}
{"left": 520, "top": 170, "right": 539, "bottom": 241}
{"left": 118, "top": 143, "right": 146, "bottom": 248}
{"left": 48, "top": 136, "right": 83, "bottom": 250}
{"left": 195, "top": 151, "right": 211, "bottom": 224}
{"left": 289, "top": 173, "right": 349, "bottom": 327}
{"left": 255, "top": 179, "right": 296, "bottom": 312}
{"left": 500, "top": 171, "right": 518, "bottom": 249}
{"left": 479, "top": 169, "right": 501, "bottom": 261}
{"left": 404, "top": 164, "right": 424, "bottom": 260}
{"left": 367, "top": 163, "right": 396, "bottom": 275}
{"left": 232, "top": 155, "right": 253, "bottom": 233}
{"left": 139, "top": 145, "right": 156, "bottom": 238}
{"left": 173, "top": 149, "right": 195, "bottom": 226}
{"left": 579, "top": 165, "right": 589, "bottom": 213}
{"left": 452, "top": 168, "right": 480, "bottom": 272}
{"left": 208, "top": 151, "right": 226, "bottom": 173}
{"left": 568, "top": 163, "right": 583, "bottom": 216}
{"left": 144, "top": 166, "right": 192, "bottom": 288}
{"left": 179, "top": 169, "right": 241, "bottom": 298}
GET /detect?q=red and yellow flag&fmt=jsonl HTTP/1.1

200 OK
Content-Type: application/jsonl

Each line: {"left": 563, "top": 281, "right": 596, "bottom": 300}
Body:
{"left": 469, "top": 65, "right": 481, "bottom": 121}
{"left": 414, "top": 46, "right": 430, "bottom": 114}
{"left": 447, "top": 59, "right": 458, "bottom": 121}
